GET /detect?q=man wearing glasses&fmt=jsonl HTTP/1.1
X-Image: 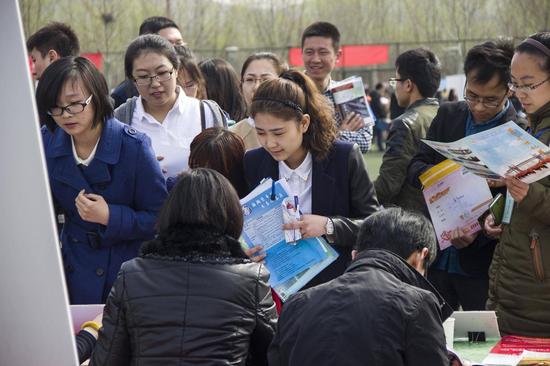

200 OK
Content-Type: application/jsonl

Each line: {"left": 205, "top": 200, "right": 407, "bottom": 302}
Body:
{"left": 408, "top": 40, "right": 527, "bottom": 312}
{"left": 374, "top": 48, "right": 441, "bottom": 213}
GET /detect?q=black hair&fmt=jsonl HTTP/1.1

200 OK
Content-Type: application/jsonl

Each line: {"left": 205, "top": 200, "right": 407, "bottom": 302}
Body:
{"left": 36, "top": 57, "right": 113, "bottom": 132}
{"left": 250, "top": 70, "right": 337, "bottom": 160}
{"left": 240, "top": 52, "right": 287, "bottom": 81}
{"left": 515, "top": 32, "right": 550, "bottom": 74}
{"left": 124, "top": 34, "right": 180, "bottom": 81}
{"left": 199, "top": 58, "right": 247, "bottom": 121}
{"left": 395, "top": 48, "right": 441, "bottom": 98}
{"left": 139, "top": 16, "right": 180, "bottom": 35}
{"left": 175, "top": 45, "right": 206, "bottom": 99}
{"left": 464, "top": 39, "right": 514, "bottom": 86}
{"left": 301, "top": 21, "right": 341, "bottom": 51}
{"left": 26, "top": 22, "right": 80, "bottom": 57}
{"left": 156, "top": 168, "right": 244, "bottom": 239}
{"left": 355, "top": 207, "right": 437, "bottom": 267}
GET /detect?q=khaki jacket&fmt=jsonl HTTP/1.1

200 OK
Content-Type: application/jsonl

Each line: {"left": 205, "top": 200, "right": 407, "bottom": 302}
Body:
{"left": 488, "top": 101, "right": 550, "bottom": 337}
{"left": 230, "top": 119, "right": 261, "bottom": 151}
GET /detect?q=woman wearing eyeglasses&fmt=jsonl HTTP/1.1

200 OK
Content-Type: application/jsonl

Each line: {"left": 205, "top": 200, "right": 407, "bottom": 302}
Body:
{"left": 485, "top": 32, "right": 550, "bottom": 337}
{"left": 114, "top": 35, "right": 224, "bottom": 178}
{"left": 230, "top": 52, "right": 287, "bottom": 150}
{"left": 36, "top": 57, "right": 167, "bottom": 304}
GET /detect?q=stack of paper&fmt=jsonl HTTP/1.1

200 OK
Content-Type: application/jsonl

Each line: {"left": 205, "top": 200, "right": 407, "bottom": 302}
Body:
{"left": 240, "top": 178, "right": 338, "bottom": 301}
{"left": 483, "top": 336, "right": 550, "bottom": 366}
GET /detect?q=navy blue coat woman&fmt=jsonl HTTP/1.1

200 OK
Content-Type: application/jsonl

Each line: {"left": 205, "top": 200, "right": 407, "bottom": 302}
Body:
{"left": 42, "top": 118, "right": 167, "bottom": 304}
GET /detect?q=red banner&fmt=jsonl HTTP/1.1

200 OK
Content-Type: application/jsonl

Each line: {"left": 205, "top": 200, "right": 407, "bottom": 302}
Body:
{"left": 288, "top": 45, "right": 390, "bottom": 67}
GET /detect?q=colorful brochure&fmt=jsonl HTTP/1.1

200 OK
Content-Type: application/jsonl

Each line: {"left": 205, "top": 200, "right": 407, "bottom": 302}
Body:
{"left": 329, "top": 76, "right": 376, "bottom": 127}
{"left": 240, "top": 178, "right": 338, "bottom": 301}
{"left": 482, "top": 335, "right": 550, "bottom": 365}
{"left": 420, "top": 160, "right": 493, "bottom": 250}
{"left": 422, "top": 121, "right": 550, "bottom": 183}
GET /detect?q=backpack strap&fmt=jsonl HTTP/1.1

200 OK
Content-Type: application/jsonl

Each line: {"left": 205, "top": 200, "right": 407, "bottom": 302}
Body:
{"left": 200, "top": 99, "right": 228, "bottom": 129}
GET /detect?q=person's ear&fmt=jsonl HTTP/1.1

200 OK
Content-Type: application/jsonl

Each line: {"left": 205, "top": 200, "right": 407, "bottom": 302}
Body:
{"left": 336, "top": 48, "right": 343, "bottom": 62}
{"left": 351, "top": 249, "right": 358, "bottom": 261}
{"left": 300, "top": 114, "right": 310, "bottom": 133}
{"left": 407, "top": 247, "right": 429, "bottom": 275}
{"left": 47, "top": 49, "right": 59, "bottom": 62}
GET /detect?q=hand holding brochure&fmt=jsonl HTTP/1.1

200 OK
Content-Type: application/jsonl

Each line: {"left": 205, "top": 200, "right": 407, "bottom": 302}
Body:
{"left": 420, "top": 160, "right": 493, "bottom": 250}
{"left": 422, "top": 121, "right": 550, "bottom": 183}
{"left": 240, "top": 178, "right": 338, "bottom": 301}
{"left": 329, "top": 76, "right": 376, "bottom": 127}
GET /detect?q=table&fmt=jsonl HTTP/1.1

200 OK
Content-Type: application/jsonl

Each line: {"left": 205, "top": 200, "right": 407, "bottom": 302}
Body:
{"left": 453, "top": 338, "right": 499, "bottom": 364}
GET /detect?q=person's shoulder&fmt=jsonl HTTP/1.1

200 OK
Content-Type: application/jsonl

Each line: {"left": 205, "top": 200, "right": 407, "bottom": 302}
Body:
{"left": 109, "top": 117, "right": 149, "bottom": 145}
{"left": 436, "top": 101, "right": 468, "bottom": 116}
{"left": 244, "top": 146, "right": 270, "bottom": 164}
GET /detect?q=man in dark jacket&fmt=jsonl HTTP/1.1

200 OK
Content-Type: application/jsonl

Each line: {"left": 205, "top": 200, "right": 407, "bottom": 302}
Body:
{"left": 408, "top": 40, "right": 527, "bottom": 311}
{"left": 375, "top": 48, "right": 441, "bottom": 213}
{"left": 269, "top": 207, "right": 452, "bottom": 366}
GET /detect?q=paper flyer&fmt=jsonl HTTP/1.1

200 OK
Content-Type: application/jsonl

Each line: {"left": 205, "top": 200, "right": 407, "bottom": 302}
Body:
{"left": 420, "top": 160, "right": 493, "bottom": 250}
{"left": 240, "top": 178, "right": 338, "bottom": 301}
{"left": 422, "top": 121, "right": 550, "bottom": 183}
{"left": 330, "top": 76, "right": 376, "bottom": 127}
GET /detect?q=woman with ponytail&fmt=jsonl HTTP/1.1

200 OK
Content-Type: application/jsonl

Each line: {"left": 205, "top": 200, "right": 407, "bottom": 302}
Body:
{"left": 243, "top": 70, "right": 379, "bottom": 288}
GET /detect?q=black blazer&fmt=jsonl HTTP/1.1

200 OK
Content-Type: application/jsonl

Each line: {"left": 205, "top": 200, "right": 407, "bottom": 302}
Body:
{"left": 244, "top": 141, "right": 379, "bottom": 287}
{"left": 407, "top": 101, "right": 526, "bottom": 277}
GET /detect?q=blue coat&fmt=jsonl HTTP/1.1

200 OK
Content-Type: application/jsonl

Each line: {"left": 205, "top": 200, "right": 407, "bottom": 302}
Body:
{"left": 42, "top": 118, "right": 167, "bottom": 304}
{"left": 243, "top": 141, "right": 379, "bottom": 287}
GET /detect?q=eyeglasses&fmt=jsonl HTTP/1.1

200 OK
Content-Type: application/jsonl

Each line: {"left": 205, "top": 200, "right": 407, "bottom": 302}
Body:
{"left": 508, "top": 77, "right": 550, "bottom": 93}
{"left": 47, "top": 95, "right": 93, "bottom": 116}
{"left": 133, "top": 69, "right": 175, "bottom": 86}
{"left": 388, "top": 78, "right": 406, "bottom": 88}
{"left": 182, "top": 81, "right": 197, "bottom": 90}
{"left": 243, "top": 77, "right": 273, "bottom": 86}
{"left": 463, "top": 92, "right": 507, "bottom": 109}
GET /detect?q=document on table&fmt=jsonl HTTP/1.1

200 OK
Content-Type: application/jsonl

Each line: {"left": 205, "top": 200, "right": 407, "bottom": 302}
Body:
{"left": 482, "top": 335, "right": 550, "bottom": 365}
{"left": 240, "top": 178, "right": 338, "bottom": 301}
{"left": 420, "top": 160, "right": 493, "bottom": 250}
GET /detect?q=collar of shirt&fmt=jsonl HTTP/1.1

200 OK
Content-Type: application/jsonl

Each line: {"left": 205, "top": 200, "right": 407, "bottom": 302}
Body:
{"left": 133, "top": 86, "right": 186, "bottom": 126}
{"left": 71, "top": 136, "right": 100, "bottom": 167}
{"left": 278, "top": 152, "right": 312, "bottom": 182}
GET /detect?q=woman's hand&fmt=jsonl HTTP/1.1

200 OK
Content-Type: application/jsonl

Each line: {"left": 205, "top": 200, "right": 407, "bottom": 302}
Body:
{"left": 75, "top": 190, "right": 110, "bottom": 226}
{"left": 282, "top": 214, "right": 328, "bottom": 239}
{"left": 504, "top": 176, "right": 529, "bottom": 203}
{"left": 487, "top": 178, "right": 506, "bottom": 189}
{"left": 483, "top": 214, "right": 503, "bottom": 240}
{"left": 450, "top": 227, "right": 478, "bottom": 249}
{"left": 245, "top": 245, "right": 266, "bottom": 263}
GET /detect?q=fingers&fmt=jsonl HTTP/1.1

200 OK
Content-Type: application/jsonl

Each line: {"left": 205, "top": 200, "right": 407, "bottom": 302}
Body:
{"left": 156, "top": 156, "right": 164, "bottom": 161}
{"left": 348, "top": 114, "right": 364, "bottom": 131}
{"left": 282, "top": 221, "right": 303, "bottom": 231}
{"left": 245, "top": 246, "right": 266, "bottom": 263}
{"left": 84, "top": 193, "right": 103, "bottom": 201}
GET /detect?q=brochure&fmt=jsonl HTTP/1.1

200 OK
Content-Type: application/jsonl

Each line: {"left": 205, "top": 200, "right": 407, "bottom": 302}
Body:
{"left": 420, "top": 160, "right": 493, "bottom": 250}
{"left": 329, "top": 76, "right": 376, "bottom": 127}
{"left": 482, "top": 335, "right": 550, "bottom": 366}
{"left": 422, "top": 121, "right": 550, "bottom": 183}
{"left": 240, "top": 178, "right": 338, "bottom": 301}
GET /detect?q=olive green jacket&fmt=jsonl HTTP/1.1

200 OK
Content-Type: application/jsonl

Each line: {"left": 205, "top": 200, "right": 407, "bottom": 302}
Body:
{"left": 374, "top": 98, "right": 438, "bottom": 213}
{"left": 487, "top": 101, "right": 550, "bottom": 337}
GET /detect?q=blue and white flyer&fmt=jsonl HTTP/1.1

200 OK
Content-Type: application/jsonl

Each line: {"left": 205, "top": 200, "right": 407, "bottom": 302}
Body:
{"left": 240, "top": 178, "right": 338, "bottom": 301}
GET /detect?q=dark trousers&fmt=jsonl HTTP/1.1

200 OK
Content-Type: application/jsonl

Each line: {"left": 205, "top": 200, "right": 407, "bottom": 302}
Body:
{"left": 428, "top": 269, "right": 489, "bottom": 311}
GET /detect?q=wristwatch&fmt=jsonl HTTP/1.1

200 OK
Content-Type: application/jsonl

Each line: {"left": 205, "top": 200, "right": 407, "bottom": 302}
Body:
{"left": 325, "top": 218, "right": 335, "bottom": 236}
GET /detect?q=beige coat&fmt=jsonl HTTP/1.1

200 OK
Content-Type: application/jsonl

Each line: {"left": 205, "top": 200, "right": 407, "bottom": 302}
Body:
{"left": 230, "top": 119, "right": 261, "bottom": 151}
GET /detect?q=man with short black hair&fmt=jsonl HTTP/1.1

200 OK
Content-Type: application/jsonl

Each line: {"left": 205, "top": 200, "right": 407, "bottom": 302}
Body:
{"left": 111, "top": 16, "right": 184, "bottom": 108}
{"left": 301, "top": 21, "right": 373, "bottom": 152}
{"left": 26, "top": 22, "right": 80, "bottom": 81}
{"left": 408, "top": 40, "right": 527, "bottom": 311}
{"left": 269, "top": 207, "right": 452, "bottom": 366}
{"left": 375, "top": 48, "right": 441, "bottom": 213}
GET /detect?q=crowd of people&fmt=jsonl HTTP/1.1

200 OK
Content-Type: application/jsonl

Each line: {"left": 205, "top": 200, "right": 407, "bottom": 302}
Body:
{"left": 25, "top": 14, "right": 550, "bottom": 365}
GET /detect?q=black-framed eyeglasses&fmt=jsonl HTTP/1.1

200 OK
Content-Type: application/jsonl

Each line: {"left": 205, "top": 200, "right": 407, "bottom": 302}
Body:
{"left": 133, "top": 69, "right": 175, "bottom": 86}
{"left": 47, "top": 95, "right": 93, "bottom": 116}
{"left": 508, "top": 77, "right": 550, "bottom": 93}
{"left": 463, "top": 83, "right": 508, "bottom": 109}
{"left": 388, "top": 78, "right": 406, "bottom": 88}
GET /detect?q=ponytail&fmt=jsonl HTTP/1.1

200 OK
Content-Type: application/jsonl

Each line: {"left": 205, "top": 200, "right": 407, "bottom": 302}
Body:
{"left": 251, "top": 69, "right": 337, "bottom": 160}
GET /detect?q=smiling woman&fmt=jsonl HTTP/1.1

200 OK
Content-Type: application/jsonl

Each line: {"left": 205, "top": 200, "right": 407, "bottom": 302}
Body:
{"left": 35, "top": 57, "right": 167, "bottom": 304}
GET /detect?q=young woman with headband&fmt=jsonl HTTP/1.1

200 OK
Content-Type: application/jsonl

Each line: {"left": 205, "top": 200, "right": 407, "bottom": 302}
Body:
{"left": 243, "top": 70, "right": 379, "bottom": 288}
{"left": 485, "top": 32, "right": 550, "bottom": 336}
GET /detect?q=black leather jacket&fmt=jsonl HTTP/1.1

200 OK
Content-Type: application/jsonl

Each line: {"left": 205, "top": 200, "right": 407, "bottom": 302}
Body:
{"left": 90, "top": 225, "right": 277, "bottom": 366}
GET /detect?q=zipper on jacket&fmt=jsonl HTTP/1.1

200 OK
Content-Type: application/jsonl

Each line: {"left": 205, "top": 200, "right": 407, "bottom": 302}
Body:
{"left": 529, "top": 229, "right": 545, "bottom": 282}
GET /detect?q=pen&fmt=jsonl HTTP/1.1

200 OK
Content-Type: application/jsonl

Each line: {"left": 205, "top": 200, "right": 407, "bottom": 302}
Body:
{"left": 293, "top": 195, "right": 301, "bottom": 221}
{"left": 271, "top": 180, "right": 276, "bottom": 200}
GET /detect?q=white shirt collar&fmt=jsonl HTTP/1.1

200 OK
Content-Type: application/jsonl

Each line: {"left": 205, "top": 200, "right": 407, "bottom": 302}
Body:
{"left": 134, "top": 86, "right": 186, "bottom": 125}
{"left": 71, "top": 137, "right": 100, "bottom": 167}
{"left": 279, "top": 152, "right": 312, "bottom": 182}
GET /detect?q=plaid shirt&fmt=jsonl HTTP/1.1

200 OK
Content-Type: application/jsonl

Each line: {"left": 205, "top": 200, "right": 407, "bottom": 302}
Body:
{"left": 323, "top": 81, "right": 373, "bottom": 153}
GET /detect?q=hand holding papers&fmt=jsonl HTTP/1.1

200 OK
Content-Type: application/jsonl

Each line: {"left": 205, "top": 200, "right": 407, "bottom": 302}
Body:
{"left": 329, "top": 76, "right": 376, "bottom": 128}
{"left": 420, "top": 160, "right": 493, "bottom": 250}
{"left": 240, "top": 178, "right": 338, "bottom": 301}
{"left": 422, "top": 121, "right": 550, "bottom": 184}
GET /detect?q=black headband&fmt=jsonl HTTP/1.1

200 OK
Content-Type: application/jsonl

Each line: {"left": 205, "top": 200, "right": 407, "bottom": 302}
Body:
{"left": 252, "top": 97, "right": 303, "bottom": 114}
{"left": 521, "top": 38, "right": 550, "bottom": 58}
